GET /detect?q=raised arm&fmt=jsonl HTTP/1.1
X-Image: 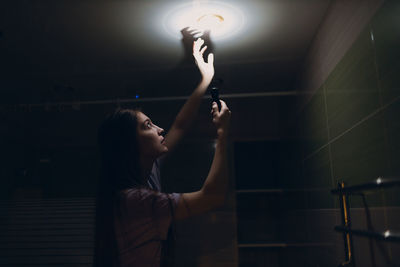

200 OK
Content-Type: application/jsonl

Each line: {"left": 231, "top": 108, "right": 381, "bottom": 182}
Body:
{"left": 163, "top": 38, "right": 214, "bottom": 152}
{"left": 174, "top": 100, "right": 231, "bottom": 220}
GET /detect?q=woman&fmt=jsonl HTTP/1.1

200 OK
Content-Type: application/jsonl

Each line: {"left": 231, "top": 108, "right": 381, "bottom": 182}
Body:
{"left": 95, "top": 38, "right": 231, "bottom": 267}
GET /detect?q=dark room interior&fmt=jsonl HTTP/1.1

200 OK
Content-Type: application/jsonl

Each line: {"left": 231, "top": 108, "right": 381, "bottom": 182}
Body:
{"left": 0, "top": 0, "right": 399, "bottom": 266}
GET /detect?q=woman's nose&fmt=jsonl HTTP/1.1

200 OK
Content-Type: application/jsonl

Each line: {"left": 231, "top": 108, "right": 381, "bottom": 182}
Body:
{"left": 158, "top": 126, "right": 165, "bottom": 136}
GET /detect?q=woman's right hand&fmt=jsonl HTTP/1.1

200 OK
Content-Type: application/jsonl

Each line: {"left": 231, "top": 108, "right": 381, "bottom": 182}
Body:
{"left": 193, "top": 38, "right": 214, "bottom": 85}
{"left": 211, "top": 100, "right": 231, "bottom": 138}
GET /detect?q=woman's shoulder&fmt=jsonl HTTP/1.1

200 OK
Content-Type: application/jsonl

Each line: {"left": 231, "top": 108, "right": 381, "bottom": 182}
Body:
{"left": 119, "top": 187, "right": 169, "bottom": 202}
{"left": 120, "top": 187, "right": 157, "bottom": 199}
{"left": 118, "top": 187, "right": 180, "bottom": 207}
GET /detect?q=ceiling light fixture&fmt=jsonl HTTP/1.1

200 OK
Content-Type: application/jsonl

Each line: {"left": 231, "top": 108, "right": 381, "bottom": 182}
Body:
{"left": 163, "top": 1, "right": 245, "bottom": 41}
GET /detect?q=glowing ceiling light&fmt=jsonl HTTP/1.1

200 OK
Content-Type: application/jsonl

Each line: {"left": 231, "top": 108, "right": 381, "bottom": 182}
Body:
{"left": 163, "top": 1, "right": 245, "bottom": 40}
{"left": 197, "top": 13, "right": 224, "bottom": 31}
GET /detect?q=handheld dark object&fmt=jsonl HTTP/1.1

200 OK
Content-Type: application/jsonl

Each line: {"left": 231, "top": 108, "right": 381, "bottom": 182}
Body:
{"left": 210, "top": 87, "right": 221, "bottom": 111}
{"left": 210, "top": 78, "right": 223, "bottom": 111}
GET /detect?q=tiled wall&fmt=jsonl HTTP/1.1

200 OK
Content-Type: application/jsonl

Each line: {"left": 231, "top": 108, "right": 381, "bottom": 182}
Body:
{"left": 288, "top": 0, "right": 400, "bottom": 266}
{"left": 296, "top": 0, "right": 385, "bottom": 105}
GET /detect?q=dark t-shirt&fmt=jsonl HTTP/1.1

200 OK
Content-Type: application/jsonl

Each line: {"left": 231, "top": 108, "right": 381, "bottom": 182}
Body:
{"left": 114, "top": 159, "right": 181, "bottom": 267}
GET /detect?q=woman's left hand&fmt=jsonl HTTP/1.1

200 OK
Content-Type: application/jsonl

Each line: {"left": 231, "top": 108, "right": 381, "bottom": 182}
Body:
{"left": 193, "top": 38, "right": 214, "bottom": 84}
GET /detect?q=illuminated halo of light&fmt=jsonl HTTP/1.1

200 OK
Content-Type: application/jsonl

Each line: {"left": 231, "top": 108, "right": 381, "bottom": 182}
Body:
{"left": 162, "top": 1, "right": 245, "bottom": 40}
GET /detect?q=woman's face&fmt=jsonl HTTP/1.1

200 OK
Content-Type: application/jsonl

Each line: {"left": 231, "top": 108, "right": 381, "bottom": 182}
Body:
{"left": 136, "top": 112, "right": 168, "bottom": 159}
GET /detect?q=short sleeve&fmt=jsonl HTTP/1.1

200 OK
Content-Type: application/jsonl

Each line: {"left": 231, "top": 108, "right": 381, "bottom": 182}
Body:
{"left": 122, "top": 189, "right": 181, "bottom": 240}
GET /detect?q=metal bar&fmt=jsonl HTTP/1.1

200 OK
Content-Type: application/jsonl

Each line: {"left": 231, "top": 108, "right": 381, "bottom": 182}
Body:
{"left": 235, "top": 189, "right": 284, "bottom": 194}
{"left": 331, "top": 178, "right": 400, "bottom": 195}
{"left": 3, "top": 91, "right": 303, "bottom": 109}
{"left": 335, "top": 226, "right": 400, "bottom": 242}
{"left": 338, "top": 182, "right": 355, "bottom": 266}
{"left": 237, "top": 242, "right": 333, "bottom": 248}
{"left": 235, "top": 188, "right": 331, "bottom": 194}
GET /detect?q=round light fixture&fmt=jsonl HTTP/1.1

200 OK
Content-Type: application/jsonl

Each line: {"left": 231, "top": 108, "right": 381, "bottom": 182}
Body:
{"left": 199, "top": 13, "right": 223, "bottom": 31}
{"left": 162, "top": 1, "right": 245, "bottom": 40}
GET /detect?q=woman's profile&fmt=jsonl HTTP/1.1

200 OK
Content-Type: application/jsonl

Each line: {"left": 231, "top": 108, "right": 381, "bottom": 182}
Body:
{"left": 94, "top": 38, "right": 231, "bottom": 267}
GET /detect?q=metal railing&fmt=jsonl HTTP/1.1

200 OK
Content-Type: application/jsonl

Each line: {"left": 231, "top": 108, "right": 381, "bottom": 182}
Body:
{"left": 331, "top": 177, "right": 400, "bottom": 267}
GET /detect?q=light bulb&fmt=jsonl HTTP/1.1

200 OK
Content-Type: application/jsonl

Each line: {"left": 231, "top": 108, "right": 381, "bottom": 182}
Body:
{"left": 163, "top": 1, "right": 244, "bottom": 40}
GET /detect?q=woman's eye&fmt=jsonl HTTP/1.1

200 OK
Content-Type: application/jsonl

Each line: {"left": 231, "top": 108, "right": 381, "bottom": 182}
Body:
{"left": 146, "top": 122, "right": 152, "bottom": 128}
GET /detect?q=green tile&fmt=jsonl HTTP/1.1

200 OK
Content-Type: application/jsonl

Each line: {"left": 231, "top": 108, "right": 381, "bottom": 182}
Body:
{"left": 239, "top": 248, "right": 280, "bottom": 267}
{"left": 332, "top": 184, "right": 384, "bottom": 208}
{"left": 383, "top": 100, "right": 400, "bottom": 207}
{"left": 234, "top": 141, "right": 281, "bottom": 190}
{"left": 349, "top": 190, "right": 386, "bottom": 208}
{"left": 332, "top": 184, "right": 387, "bottom": 209}
{"left": 236, "top": 193, "right": 282, "bottom": 243}
{"left": 298, "top": 88, "right": 329, "bottom": 157}
{"left": 330, "top": 114, "right": 390, "bottom": 207}
{"left": 383, "top": 96, "right": 400, "bottom": 177}
{"left": 306, "top": 189, "right": 335, "bottom": 209}
{"left": 371, "top": 0, "right": 400, "bottom": 105}
{"left": 325, "top": 28, "right": 380, "bottom": 139}
{"left": 279, "top": 140, "right": 304, "bottom": 189}
{"left": 302, "top": 146, "right": 332, "bottom": 188}
{"left": 384, "top": 187, "right": 400, "bottom": 207}
{"left": 282, "top": 191, "right": 307, "bottom": 210}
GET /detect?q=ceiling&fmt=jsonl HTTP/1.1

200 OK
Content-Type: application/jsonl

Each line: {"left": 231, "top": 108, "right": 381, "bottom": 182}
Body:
{"left": 0, "top": 0, "right": 331, "bottom": 105}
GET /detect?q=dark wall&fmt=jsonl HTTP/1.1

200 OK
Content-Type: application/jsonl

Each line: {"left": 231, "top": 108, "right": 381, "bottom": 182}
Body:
{"left": 2, "top": 0, "right": 399, "bottom": 266}
{"left": 284, "top": 0, "right": 400, "bottom": 266}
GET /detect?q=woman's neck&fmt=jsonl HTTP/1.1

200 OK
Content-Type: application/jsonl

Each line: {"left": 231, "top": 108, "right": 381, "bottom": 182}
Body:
{"left": 140, "top": 156, "right": 155, "bottom": 180}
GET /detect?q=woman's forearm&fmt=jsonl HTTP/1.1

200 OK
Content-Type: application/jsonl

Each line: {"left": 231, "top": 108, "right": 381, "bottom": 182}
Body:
{"left": 201, "top": 135, "right": 228, "bottom": 205}
{"left": 164, "top": 38, "right": 214, "bottom": 151}
{"left": 174, "top": 37, "right": 213, "bottom": 131}
{"left": 173, "top": 79, "right": 209, "bottom": 130}
{"left": 174, "top": 100, "right": 231, "bottom": 220}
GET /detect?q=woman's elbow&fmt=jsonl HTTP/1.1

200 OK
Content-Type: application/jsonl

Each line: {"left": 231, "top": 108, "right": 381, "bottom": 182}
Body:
{"left": 202, "top": 190, "right": 226, "bottom": 210}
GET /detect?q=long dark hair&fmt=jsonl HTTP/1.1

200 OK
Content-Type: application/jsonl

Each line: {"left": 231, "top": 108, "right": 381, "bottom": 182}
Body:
{"left": 94, "top": 108, "right": 144, "bottom": 267}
